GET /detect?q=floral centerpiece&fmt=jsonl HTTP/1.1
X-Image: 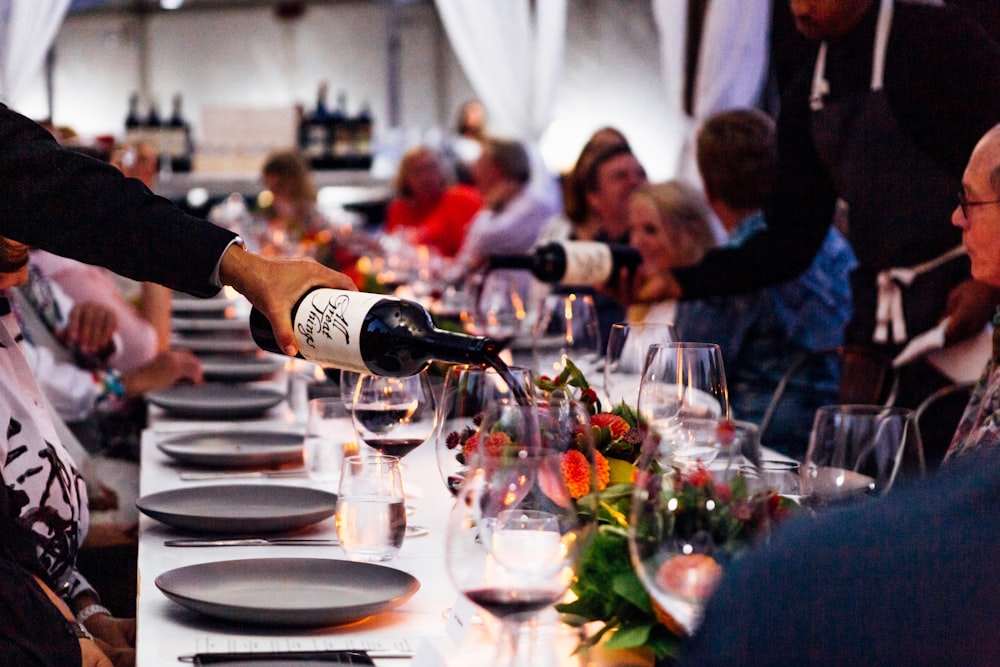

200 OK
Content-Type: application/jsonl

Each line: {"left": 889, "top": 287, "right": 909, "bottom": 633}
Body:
{"left": 536, "top": 361, "right": 796, "bottom": 662}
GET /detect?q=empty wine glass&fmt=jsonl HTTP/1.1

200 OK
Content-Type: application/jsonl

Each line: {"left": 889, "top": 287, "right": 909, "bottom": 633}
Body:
{"left": 603, "top": 321, "right": 676, "bottom": 409}
{"left": 637, "top": 342, "right": 729, "bottom": 470}
{"left": 472, "top": 270, "right": 530, "bottom": 345}
{"left": 445, "top": 399, "right": 596, "bottom": 667}
{"left": 434, "top": 364, "right": 535, "bottom": 496}
{"left": 531, "top": 292, "right": 602, "bottom": 380}
{"left": 339, "top": 370, "right": 362, "bottom": 410}
{"left": 801, "top": 404, "right": 919, "bottom": 508}
{"left": 351, "top": 371, "right": 438, "bottom": 459}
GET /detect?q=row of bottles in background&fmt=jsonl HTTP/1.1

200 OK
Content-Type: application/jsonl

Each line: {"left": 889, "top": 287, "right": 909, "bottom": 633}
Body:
{"left": 298, "top": 81, "right": 373, "bottom": 171}
{"left": 125, "top": 92, "right": 193, "bottom": 172}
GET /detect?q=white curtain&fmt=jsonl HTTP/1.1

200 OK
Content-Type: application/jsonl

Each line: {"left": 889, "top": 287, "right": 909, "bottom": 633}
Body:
{"left": 0, "top": 0, "right": 71, "bottom": 110}
{"left": 652, "top": 0, "right": 771, "bottom": 180}
{"left": 434, "top": 0, "right": 566, "bottom": 201}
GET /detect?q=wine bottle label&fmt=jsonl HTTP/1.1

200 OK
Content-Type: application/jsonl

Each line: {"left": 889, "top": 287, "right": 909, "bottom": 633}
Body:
{"left": 561, "top": 241, "right": 614, "bottom": 285}
{"left": 294, "top": 289, "right": 385, "bottom": 373}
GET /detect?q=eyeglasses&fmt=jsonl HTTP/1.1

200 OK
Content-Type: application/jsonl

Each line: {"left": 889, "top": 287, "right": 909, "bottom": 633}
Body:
{"left": 958, "top": 191, "right": 1000, "bottom": 219}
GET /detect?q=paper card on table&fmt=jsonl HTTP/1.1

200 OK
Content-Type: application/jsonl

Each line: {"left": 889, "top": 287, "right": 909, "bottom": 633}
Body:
{"left": 410, "top": 638, "right": 449, "bottom": 667}
{"left": 445, "top": 595, "right": 478, "bottom": 645}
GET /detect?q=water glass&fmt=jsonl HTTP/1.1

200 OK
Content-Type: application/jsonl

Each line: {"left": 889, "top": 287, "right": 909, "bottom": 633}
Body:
{"left": 335, "top": 453, "right": 406, "bottom": 562}
{"left": 304, "top": 397, "right": 350, "bottom": 485}
{"left": 603, "top": 321, "right": 677, "bottom": 408}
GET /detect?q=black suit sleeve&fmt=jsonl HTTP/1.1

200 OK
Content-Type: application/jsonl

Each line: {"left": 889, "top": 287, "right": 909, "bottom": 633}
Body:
{"left": 0, "top": 105, "right": 236, "bottom": 297}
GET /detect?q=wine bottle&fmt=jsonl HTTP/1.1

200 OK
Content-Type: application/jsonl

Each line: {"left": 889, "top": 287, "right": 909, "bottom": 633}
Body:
{"left": 125, "top": 92, "right": 143, "bottom": 129}
{"left": 249, "top": 288, "right": 500, "bottom": 377}
{"left": 488, "top": 240, "right": 641, "bottom": 286}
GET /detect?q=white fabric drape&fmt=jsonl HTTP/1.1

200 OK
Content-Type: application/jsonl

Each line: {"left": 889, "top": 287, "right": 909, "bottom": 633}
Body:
{"left": 652, "top": 0, "right": 771, "bottom": 180}
{"left": 434, "top": 0, "right": 565, "bottom": 202}
{"left": 0, "top": 0, "right": 70, "bottom": 109}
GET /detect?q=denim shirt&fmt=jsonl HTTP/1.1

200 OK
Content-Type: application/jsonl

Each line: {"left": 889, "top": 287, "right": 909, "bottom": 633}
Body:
{"left": 674, "top": 212, "right": 857, "bottom": 457}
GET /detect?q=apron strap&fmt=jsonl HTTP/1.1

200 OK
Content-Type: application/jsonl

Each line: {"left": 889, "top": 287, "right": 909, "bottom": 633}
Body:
{"left": 874, "top": 245, "right": 967, "bottom": 344}
{"left": 810, "top": 0, "right": 893, "bottom": 109}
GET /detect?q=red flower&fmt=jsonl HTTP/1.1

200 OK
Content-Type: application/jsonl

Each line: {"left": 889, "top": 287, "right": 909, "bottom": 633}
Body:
{"left": 590, "top": 413, "right": 630, "bottom": 439}
{"left": 715, "top": 419, "right": 736, "bottom": 447}
{"left": 715, "top": 481, "right": 732, "bottom": 504}
{"left": 559, "top": 449, "right": 611, "bottom": 499}
{"left": 686, "top": 466, "right": 712, "bottom": 489}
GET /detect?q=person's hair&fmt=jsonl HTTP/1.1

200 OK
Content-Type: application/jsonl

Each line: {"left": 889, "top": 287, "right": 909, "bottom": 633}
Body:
{"left": 261, "top": 150, "right": 316, "bottom": 203}
{"left": 696, "top": 108, "right": 777, "bottom": 210}
{"left": 481, "top": 137, "right": 531, "bottom": 185}
{"left": 456, "top": 100, "right": 487, "bottom": 139}
{"left": 634, "top": 180, "right": 716, "bottom": 265}
{"left": 393, "top": 145, "right": 454, "bottom": 199}
{"left": 564, "top": 127, "right": 631, "bottom": 223}
{"left": 583, "top": 143, "right": 637, "bottom": 195}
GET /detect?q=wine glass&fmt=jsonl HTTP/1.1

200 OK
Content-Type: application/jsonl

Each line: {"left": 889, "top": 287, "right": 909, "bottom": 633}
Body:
{"left": 800, "top": 404, "right": 919, "bottom": 508}
{"left": 636, "top": 342, "right": 729, "bottom": 470}
{"left": 445, "top": 399, "right": 596, "bottom": 667}
{"left": 351, "top": 371, "right": 438, "bottom": 459}
{"left": 603, "top": 321, "right": 676, "bottom": 409}
{"left": 434, "top": 364, "right": 535, "bottom": 496}
{"left": 531, "top": 292, "right": 602, "bottom": 380}
{"left": 472, "top": 270, "right": 530, "bottom": 346}
{"left": 339, "top": 370, "right": 362, "bottom": 410}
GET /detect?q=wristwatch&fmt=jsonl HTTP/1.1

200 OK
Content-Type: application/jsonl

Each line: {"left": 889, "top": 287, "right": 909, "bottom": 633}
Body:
{"left": 66, "top": 619, "right": 94, "bottom": 641}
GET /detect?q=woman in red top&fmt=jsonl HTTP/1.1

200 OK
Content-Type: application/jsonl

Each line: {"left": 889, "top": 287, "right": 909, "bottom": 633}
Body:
{"left": 385, "top": 146, "right": 482, "bottom": 258}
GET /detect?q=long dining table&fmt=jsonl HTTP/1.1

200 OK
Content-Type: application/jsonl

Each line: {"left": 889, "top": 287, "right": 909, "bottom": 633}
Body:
{"left": 133, "top": 375, "right": 593, "bottom": 666}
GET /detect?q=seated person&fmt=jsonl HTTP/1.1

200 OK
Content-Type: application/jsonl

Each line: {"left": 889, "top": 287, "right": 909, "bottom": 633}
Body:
{"left": 683, "top": 109, "right": 856, "bottom": 454}
{"left": 449, "top": 136, "right": 556, "bottom": 280}
{"left": 258, "top": 149, "right": 326, "bottom": 256}
{"left": 538, "top": 126, "right": 632, "bottom": 245}
{"left": 0, "top": 237, "right": 134, "bottom": 663}
{"left": 679, "top": 124, "right": 1000, "bottom": 667}
{"left": 12, "top": 258, "right": 202, "bottom": 457}
{"left": 384, "top": 145, "right": 482, "bottom": 258}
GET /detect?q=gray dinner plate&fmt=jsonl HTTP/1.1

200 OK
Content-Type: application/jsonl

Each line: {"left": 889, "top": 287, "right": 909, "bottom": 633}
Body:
{"left": 156, "top": 430, "right": 304, "bottom": 468}
{"left": 171, "top": 333, "right": 259, "bottom": 354}
{"left": 172, "top": 316, "right": 249, "bottom": 333}
{"left": 145, "top": 383, "right": 284, "bottom": 419}
{"left": 199, "top": 354, "right": 286, "bottom": 382}
{"left": 156, "top": 557, "right": 419, "bottom": 626}
{"left": 136, "top": 484, "right": 336, "bottom": 533}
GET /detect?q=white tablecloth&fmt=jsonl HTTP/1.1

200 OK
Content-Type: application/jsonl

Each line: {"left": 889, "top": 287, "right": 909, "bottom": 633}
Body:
{"left": 134, "top": 400, "right": 586, "bottom": 666}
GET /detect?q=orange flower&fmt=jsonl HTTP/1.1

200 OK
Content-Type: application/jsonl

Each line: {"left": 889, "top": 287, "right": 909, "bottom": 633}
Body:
{"left": 590, "top": 413, "right": 630, "bottom": 439}
{"left": 483, "top": 431, "right": 512, "bottom": 457}
{"left": 461, "top": 432, "right": 480, "bottom": 461}
{"left": 562, "top": 450, "right": 592, "bottom": 499}
{"left": 560, "top": 450, "right": 611, "bottom": 499}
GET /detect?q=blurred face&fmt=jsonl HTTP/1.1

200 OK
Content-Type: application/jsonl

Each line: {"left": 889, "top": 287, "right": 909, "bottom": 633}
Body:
{"left": 628, "top": 195, "right": 681, "bottom": 271}
{"left": 788, "top": 0, "right": 873, "bottom": 41}
{"left": 0, "top": 238, "right": 30, "bottom": 289}
{"left": 588, "top": 153, "right": 647, "bottom": 239}
{"left": 405, "top": 152, "right": 446, "bottom": 202}
{"left": 954, "top": 132, "right": 1000, "bottom": 287}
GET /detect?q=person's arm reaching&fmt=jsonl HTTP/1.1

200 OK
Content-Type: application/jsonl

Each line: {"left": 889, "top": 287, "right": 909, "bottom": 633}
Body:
{"left": 218, "top": 244, "right": 356, "bottom": 356}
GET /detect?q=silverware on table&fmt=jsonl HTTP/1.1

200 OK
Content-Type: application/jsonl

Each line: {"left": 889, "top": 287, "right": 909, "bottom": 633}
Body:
{"left": 178, "top": 469, "right": 308, "bottom": 481}
{"left": 165, "top": 537, "right": 339, "bottom": 547}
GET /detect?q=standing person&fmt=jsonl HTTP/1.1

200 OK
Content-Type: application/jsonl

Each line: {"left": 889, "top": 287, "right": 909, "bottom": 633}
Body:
{"left": 384, "top": 145, "right": 482, "bottom": 258}
{"left": 644, "top": 0, "right": 1000, "bottom": 410}
{"left": 677, "top": 123, "right": 1000, "bottom": 667}
{"left": 0, "top": 103, "right": 357, "bottom": 665}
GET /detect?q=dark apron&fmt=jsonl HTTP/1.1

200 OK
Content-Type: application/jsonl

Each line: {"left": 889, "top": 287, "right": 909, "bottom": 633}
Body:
{"left": 809, "top": 0, "right": 965, "bottom": 353}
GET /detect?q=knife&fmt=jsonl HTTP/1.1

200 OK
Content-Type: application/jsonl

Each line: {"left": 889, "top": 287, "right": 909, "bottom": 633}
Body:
{"left": 178, "top": 469, "right": 308, "bottom": 481}
{"left": 165, "top": 537, "right": 340, "bottom": 547}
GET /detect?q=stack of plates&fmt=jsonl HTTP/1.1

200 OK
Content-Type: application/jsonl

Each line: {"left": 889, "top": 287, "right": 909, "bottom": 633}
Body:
{"left": 169, "top": 292, "right": 284, "bottom": 383}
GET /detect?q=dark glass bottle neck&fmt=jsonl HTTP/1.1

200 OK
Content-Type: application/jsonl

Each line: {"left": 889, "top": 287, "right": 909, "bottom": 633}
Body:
{"left": 418, "top": 328, "right": 499, "bottom": 365}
